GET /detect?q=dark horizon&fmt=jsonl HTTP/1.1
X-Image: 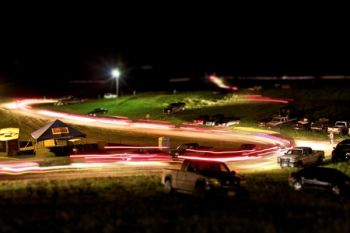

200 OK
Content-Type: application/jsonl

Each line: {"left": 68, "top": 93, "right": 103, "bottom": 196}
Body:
{"left": 1, "top": 14, "right": 350, "bottom": 97}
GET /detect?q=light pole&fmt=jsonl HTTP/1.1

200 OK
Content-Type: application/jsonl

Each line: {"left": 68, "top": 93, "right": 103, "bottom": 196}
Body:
{"left": 111, "top": 68, "right": 121, "bottom": 98}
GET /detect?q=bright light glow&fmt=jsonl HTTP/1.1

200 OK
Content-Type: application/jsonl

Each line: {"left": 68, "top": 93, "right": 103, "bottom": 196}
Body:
{"left": 178, "top": 155, "right": 262, "bottom": 162}
{"left": 208, "top": 75, "right": 238, "bottom": 91}
{"left": 233, "top": 127, "right": 279, "bottom": 134}
{"left": 70, "top": 152, "right": 172, "bottom": 163}
{"left": 111, "top": 69, "right": 121, "bottom": 78}
{"left": 104, "top": 146, "right": 169, "bottom": 149}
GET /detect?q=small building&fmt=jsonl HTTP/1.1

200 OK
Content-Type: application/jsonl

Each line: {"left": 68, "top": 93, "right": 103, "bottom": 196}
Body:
{"left": 31, "top": 119, "right": 86, "bottom": 156}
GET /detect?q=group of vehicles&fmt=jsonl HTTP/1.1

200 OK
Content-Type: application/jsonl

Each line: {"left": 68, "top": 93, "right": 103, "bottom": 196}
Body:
{"left": 257, "top": 105, "right": 350, "bottom": 135}
{"left": 162, "top": 139, "right": 350, "bottom": 197}
{"left": 277, "top": 138, "right": 350, "bottom": 166}
{"left": 161, "top": 157, "right": 350, "bottom": 198}
{"left": 163, "top": 102, "right": 240, "bottom": 127}
{"left": 50, "top": 97, "right": 350, "bottom": 197}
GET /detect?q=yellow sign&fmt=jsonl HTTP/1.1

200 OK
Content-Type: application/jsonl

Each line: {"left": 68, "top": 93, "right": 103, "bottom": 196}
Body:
{"left": 0, "top": 128, "right": 19, "bottom": 141}
{"left": 51, "top": 127, "right": 69, "bottom": 135}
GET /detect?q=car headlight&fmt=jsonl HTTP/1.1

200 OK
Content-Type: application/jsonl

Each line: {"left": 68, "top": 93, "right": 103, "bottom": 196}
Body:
{"left": 208, "top": 178, "right": 221, "bottom": 187}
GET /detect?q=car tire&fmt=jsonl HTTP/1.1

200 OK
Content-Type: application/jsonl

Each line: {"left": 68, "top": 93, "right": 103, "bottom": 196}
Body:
{"left": 164, "top": 179, "right": 173, "bottom": 194}
{"left": 293, "top": 181, "right": 303, "bottom": 191}
{"left": 297, "top": 161, "right": 303, "bottom": 168}
{"left": 193, "top": 181, "right": 206, "bottom": 198}
{"left": 316, "top": 157, "right": 323, "bottom": 165}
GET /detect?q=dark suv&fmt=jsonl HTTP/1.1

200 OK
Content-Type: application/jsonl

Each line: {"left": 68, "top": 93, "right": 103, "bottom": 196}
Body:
{"left": 331, "top": 139, "right": 350, "bottom": 162}
{"left": 88, "top": 108, "right": 108, "bottom": 117}
{"left": 163, "top": 102, "right": 186, "bottom": 114}
{"left": 288, "top": 167, "right": 350, "bottom": 195}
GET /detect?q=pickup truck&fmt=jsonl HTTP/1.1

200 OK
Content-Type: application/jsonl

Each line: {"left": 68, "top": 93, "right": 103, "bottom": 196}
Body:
{"left": 327, "top": 121, "right": 350, "bottom": 135}
{"left": 277, "top": 147, "right": 325, "bottom": 168}
{"left": 265, "top": 115, "right": 291, "bottom": 128}
{"left": 161, "top": 159, "right": 242, "bottom": 197}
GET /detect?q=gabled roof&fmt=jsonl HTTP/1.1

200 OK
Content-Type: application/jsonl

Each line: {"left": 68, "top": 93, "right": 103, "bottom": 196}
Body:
{"left": 31, "top": 119, "right": 86, "bottom": 142}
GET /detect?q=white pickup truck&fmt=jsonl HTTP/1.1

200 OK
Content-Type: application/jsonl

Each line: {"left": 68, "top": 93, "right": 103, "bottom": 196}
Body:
{"left": 277, "top": 147, "right": 325, "bottom": 168}
{"left": 161, "top": 159, "right": 242, "bottom": 197}
{"left": 266, "top": 115, "right": 297, "bottom": 129}
{"left": 327, "top": 121, "right": 350, "bottom": 135}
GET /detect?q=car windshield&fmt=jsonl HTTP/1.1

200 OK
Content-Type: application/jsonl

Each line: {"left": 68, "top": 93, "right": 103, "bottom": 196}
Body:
{"left": 286, "top": 150, "right": 302, "bottom": 156}
{"left": 192, "top": 162, "right": 230, "bottom": 176}
{"left": 336, "top": 122, "right": 346, "bottom": 127}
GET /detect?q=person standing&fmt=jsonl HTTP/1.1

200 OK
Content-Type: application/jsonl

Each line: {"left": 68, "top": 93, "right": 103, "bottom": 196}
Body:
{"left": 328, "top": 131, "right": 334, "bottom": 146}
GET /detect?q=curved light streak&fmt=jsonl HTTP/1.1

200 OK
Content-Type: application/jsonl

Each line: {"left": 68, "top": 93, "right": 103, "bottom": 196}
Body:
{"left": 0, "top": 98, "right": 300, "bottom": 174}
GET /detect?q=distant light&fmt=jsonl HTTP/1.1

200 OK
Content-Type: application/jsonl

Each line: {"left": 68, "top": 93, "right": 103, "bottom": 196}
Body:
{"left": 111, "top": 69, "right": 121, "bottom": 78}
{"left": 208, "top": 75, "right": 239, "bottom": 91}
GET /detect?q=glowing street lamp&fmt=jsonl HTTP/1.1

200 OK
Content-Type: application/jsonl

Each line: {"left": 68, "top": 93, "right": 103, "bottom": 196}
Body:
{"left": 111, "top": 68, "right": 121, "bottom": 98}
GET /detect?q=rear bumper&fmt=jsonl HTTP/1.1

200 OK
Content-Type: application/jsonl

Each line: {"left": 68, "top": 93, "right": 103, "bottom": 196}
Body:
{"left": 279, "top": 162, "right": 298, "bottom": 168}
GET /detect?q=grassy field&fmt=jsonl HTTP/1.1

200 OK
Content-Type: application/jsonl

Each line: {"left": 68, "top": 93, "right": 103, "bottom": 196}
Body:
{"left": 37, "top": 88, "right": 350, "bottom": 141}
{"left": 1, "top": 88, "right": 349, "bottom": 162}
{"left": 1, "top": 165, "right": 350, "bottom": 233}
{"left": 0, "top": 88, "right": 350, "bottom": 232}
{"left": 38, "top": 91, "right": 284, "bottom": 123}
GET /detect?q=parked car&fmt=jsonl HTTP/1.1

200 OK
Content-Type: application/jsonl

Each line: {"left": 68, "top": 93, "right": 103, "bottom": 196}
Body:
{"left": 265, "top": 115, "right": 289, "bottom": 128}
{"left": 293, "top": 117, "right": 312, "bottom": 131}
{"left": 164, "top": 102, "right": 186, "bottom": 114}
{"left": 88, "top": 108, "right": 108, "bottom": 117}
{"left": 161, "top": 159, "right": 243, "bottom": 197}
{"left": 277, "top": 147, "right": 324, "bottom": 168}
{"left": 327, "top": 121, "right": 350, "bottom": 135}
{"left": 331, "top": 139, "right": 350, "bottom": 162}
{"left": 104, "top": 93, "right": 117, "bottom": 99}
{"left": 310, "top": 118, "right": 331, "bottom": 133}
{"left": 288, "top": 167, "right": 350, "bottom": 195}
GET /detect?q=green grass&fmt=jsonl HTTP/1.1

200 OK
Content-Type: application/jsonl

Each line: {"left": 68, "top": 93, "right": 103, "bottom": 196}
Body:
{"left": 36, "top": 88, "right": 350, "bottom": 142}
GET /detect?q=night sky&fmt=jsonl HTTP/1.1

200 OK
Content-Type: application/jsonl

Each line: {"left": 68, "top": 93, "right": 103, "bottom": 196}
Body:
{"left": 1, "top": 7, "right": 349, "bottom": 97}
